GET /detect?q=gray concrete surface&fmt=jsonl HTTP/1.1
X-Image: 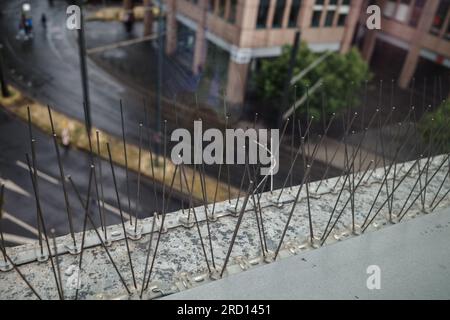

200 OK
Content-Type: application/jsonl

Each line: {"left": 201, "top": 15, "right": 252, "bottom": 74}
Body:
{"left": 165, "top": 206, "right": 450, "bottom": 300}
{"left": 0, "top": 155, "right": 449, "bottom": 299}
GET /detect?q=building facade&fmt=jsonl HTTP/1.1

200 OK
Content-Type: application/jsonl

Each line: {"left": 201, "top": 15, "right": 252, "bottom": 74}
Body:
{"left": 163, "top": 0, "right": 449, "bottom": 108}
{"left": 361, "top": 0, "right": 450, "bottom": 89}
{"left": 165, "top": 0, "right": 363, "bottom": 108}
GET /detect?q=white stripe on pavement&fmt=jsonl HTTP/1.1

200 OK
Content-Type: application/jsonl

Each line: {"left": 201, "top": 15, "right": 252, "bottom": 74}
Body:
{"left": 0, "top": 178, "right": 30, "bottom": 197}
{"left": 2, "top": 211, "right": 40, "bottom": 237}
{"left": 15, "top": 160, "right": 60, "bottom": 185}
{"left": 102, "top": 201, "right": 132, "bottom": 221}
{"left": 2, "top": 233, "right": 36, "bottom": 245}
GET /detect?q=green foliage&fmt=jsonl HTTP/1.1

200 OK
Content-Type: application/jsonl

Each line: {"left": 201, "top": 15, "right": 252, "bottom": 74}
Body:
{"left": 255, "top": 43, "right": 371, "bottom": 121}
{"left": 418, "top": 100, "right": 450, "bottom": 153}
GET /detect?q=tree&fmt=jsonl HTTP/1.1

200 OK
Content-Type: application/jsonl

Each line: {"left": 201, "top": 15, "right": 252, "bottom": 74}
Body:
{"left": 418, "top": 100, "right": 450, "bottom": 153}
{"left": 255, "top": 43, "right": 371, "bottom": 122}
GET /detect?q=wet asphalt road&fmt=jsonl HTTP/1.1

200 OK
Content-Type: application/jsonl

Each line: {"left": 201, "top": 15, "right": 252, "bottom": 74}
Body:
{"left": 0, "top": 108, "right": 182, "bottom": 247}
{"left": 0, "top": 0, "right": 157, "bottom": 149}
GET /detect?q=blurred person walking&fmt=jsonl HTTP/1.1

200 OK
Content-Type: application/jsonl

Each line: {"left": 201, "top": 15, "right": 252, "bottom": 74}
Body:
{"left": 41, "top": 14, "right": 47, "bottom": 29}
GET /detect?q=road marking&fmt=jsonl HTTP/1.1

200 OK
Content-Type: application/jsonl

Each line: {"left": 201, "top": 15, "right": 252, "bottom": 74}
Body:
{"left": 47, "top": 24, "right": 66, "bottom": 62}
{"left": 15, "top": 160, "right": 60, "bottom": 185}
{"left": 0, "top": 178, "right": 30, "bottom": 197}
{"left": 2, "top": 233, "right": 36, "bottom": 245}
{"left": 2, "top": 211, "right": 40, "bottom": 237}
{"left": 101, "top": 201, "right": 132, "bottom": 221}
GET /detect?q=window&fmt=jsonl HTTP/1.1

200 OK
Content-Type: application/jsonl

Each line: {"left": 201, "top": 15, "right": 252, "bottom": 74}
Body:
{"left": 329, "top": 0, "right": 338, "bottom": 5}
{"left": 337, "top": 13, "right": 347, "bottom": 26}
{"left": 288, "top": 0, "right": 302, "bottom": 27}
{"left": 395, "top": 0, "right": 412, "bottom": 23}
{"left": 257, "top": 0, "right": 270, "bottom": 28}
{"left": 273, "top": 0, "right": 287, "bottom": 28}
{"left": 325, "top": 10, "right": 335, "bottom": 26}
{"left": 315, "top": 0, "right": 324, "bottom": 5}
{"left": 384, "top": 0, "right": 421, "bottom": 24}
{"left": 228, "top": 0, "right": 237, "bottom": 23}
{"left": 383, "top": 0, "right": 396, "bottom": 18}
{"left": 208, "top": 0, "right": 215, "bottom": 13}
{"left": 430, "top": 0, "right": 450, "bottom": 35}
{"left": 218, "top": 0, "right": 226, "bottom": 17}
{"left": 311, "top": 10, "right": 322, "bottom": 27}
{"left": 409, "top": 0, "right": 425, "bottom": 27}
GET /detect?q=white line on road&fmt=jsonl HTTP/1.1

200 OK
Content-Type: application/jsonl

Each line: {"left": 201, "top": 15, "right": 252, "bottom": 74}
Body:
{"left": 2, "top": 233, "right": 36, "bottom": 245}
{"left": 0, "top": 178, "right": 30, "bottom": 197}
{"left": 2, "top": 211, "right": 40, "bottom": 237}
{"left": 15, "top": 160, "right": 60, "bottom": 185}
{"left": 15, "top": 161, "right": 132, "bottom": 222}
{"left": 101, "top": 201, "right": 132, "bottom": 221}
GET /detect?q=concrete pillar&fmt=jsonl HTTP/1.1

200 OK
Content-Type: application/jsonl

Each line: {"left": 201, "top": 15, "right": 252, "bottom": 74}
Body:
{"left": 165, "top": 0, "right": 177, "bottom": 55}
{"left": 267, "top": 0, "right": 276, "bottom": 28}
{"left": 299, "top": 0, "right": 314, "bottom": 30}
{"left": 340, "top": 0, "right": 364, "bottom": 53}
{"left": 398, "top": 0, "right": 439, "bottom": 89}
{"left": 236, "top": 0, "right": 257, "bottom": 31}
{"left": 193, "top": 0, "right": 208, "bottom": 74}
{"left": 143, "top": 0, "right": 154, "bottom": 36}
{"left": 282, "top": 0, "right": 293, "bottom": 28}
{"left": 225, "top": 59, "right": 250, "bottom": 106}
{"left": 398, "top": 47, "right": 420, "bottom": 89}
{"left": 361, "top": 29, "right": 377, "bottom": 61}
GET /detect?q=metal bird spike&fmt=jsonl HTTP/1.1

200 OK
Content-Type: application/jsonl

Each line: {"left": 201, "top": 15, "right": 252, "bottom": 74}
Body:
{"left": 140, "top": 212, "right": 157, "bottom": 298}
{"left": 361, "top": 117, "right": 450, "bottom": 231}
{"left": 106, "top": 142, "right": 137, "bottom": 289}
{"left": 67, "top": 166, "right": 94, "bottom": 300}
{"left": 245, "top": 164, "right": 268, "bottom": 256}
{"left": 143, "top": 101, "right": 160, "bottom": 214}
{"left": 26, "top": 107, "right": 44, "bottom": 254}
{"left": 68, "top": 173, "right": 131, "bottom": 295}
{"left": 0, "top": 245, "right": 41, "bottom": 299}
{"left": 82, "top": 102, "right": 106, "bottom": 232}
{"left": 46, "top": 106, "right": 77, "bottom": 251}
{"left": 25, "top": 154, "right": 63, "bottom": 299}
{"left": 134, "top": 123, "right": 144, "bottom": 234}
{"left": 221, "top": 178, "right": 254, "bottom": 278}
{"left": 1, "top": 184, "right": 41, "bottom": 299}
{"left": 144, "top": 164, "right": 183, "bottom": 291}
{"left": 0, "top": 184, "right": 6, "bottom": 262}
{"left": 275, "top": 162, "right": 315, "bottom": 259}
{"left": 162, "top": 120, "right": 167, "bottom": 221}
{"left": 50, "top": 228, "right": 64, "bottom": 300}
{"left": 276, "top": 115, "right": 314, "bottom": 202}
{"left": 179, "top": 162, "right": 212, "bottom": 274}
{"left": 0, "top": 191, "right": 41, "bottom": 299}
{"left": 364, "top": 105, "right": 448, "bottom": 226}
{"left": 95, "top": 130, "right": 108, "bottom": 241}
{"left": 119, "top": 100, "right": 132, "bottom": 227}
